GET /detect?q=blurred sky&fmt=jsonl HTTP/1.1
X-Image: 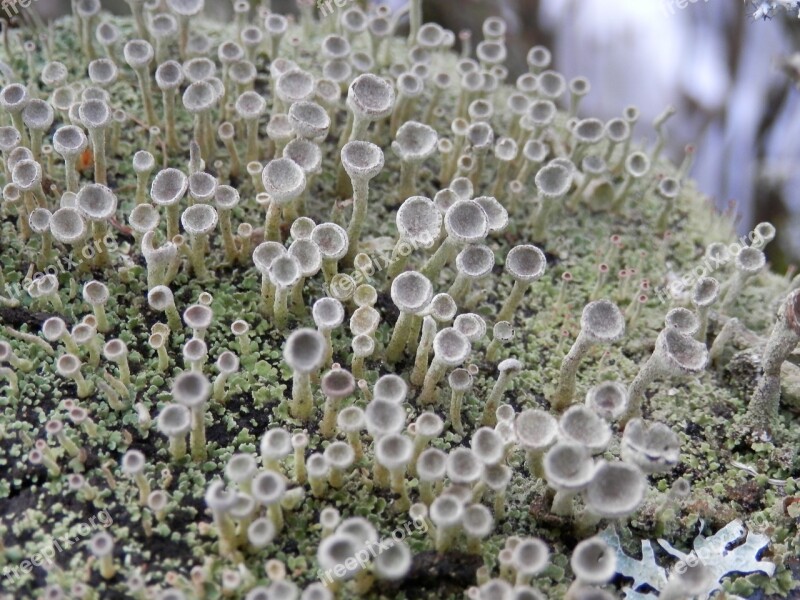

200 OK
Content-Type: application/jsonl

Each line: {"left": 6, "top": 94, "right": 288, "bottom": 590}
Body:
{"left": 538, "top": 0, "right": 800, "bottom": 251}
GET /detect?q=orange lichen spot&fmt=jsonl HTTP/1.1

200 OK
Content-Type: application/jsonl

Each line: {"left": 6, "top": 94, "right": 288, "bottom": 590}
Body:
{"left": 78, "top": 148, "right": 93, "bottom": 171}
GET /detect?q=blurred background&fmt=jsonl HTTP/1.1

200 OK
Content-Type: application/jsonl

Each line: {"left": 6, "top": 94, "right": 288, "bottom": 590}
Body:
{"left": 15, "top": 0, "right": 800, "bottom": 271}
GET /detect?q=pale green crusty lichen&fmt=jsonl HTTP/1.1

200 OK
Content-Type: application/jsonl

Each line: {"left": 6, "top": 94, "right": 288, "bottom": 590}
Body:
{"left": 0, "top": 3, "right": 798, "bottom": 599}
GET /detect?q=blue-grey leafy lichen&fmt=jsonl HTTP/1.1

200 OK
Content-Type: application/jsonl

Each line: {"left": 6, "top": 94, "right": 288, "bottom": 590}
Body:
{"left": 0, "top": 1, "right": 798, "bottom": 599}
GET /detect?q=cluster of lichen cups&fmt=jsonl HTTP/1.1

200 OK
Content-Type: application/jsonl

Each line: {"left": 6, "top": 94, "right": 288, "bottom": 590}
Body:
{"left": 0, "top": 0, "right": 792, "bottom": 598}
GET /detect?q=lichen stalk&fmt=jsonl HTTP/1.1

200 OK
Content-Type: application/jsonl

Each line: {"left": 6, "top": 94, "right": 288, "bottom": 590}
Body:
{"left": 551, "top": 331, "right": 592, "bottom": 411}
